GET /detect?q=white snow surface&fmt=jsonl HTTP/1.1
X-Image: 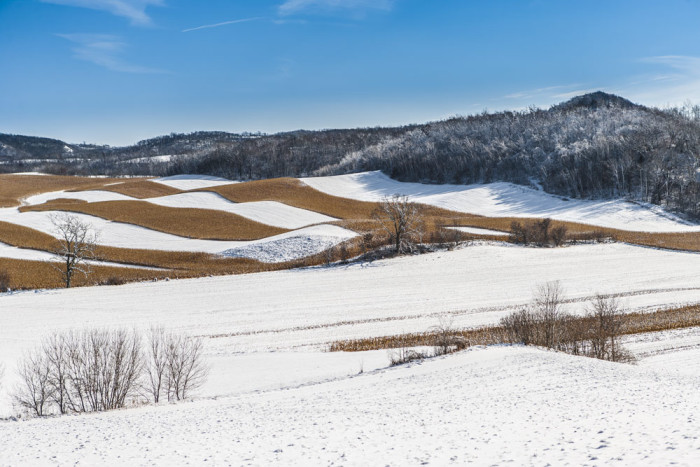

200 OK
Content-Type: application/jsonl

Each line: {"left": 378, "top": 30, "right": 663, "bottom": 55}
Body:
{"left": 302, "top": 171, "right": 700, "bottom": 232}
{"left": 448, "top": 226, "right": 510, "bottom": 236}
{"left": 151, "top": 174, "right": 237, "bottom": 190}
{"left": 24, "top": 190, "right": 334, "bottom": 229}
{"left": 2, "top": 243, "right": 700, "bottom": 463}
{"left": 0, "top": 207, "right": 355, "bottom": 261}
{"left": 3, "top": 242, "right": 700, "bottom": 411}
{"left": 2, "top": 346, "right": 700, "bottom": 465}
{"left": 146, "top": 192, "right": 336, "bottom": 229}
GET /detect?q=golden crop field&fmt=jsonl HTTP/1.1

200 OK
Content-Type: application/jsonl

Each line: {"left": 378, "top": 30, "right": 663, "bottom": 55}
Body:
{"left": 0, "top": 174, "right": 120, "bottom": 207}
{"left": 70, "top": 179, "right": 182, "bottom": 198}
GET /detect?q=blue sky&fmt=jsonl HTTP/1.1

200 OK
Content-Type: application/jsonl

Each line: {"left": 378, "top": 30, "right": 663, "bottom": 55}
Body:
{"left": 2, "top": 0, "right": 700, "bottom": 145}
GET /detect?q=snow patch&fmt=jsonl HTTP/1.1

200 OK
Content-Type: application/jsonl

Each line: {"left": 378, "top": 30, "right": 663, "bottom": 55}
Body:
{"left": 151, "top": 174, "right": 236, "bottom": 190}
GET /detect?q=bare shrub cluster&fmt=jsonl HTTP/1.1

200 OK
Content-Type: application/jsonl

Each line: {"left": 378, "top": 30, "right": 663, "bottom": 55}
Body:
{"left": 13, "top": 328, "right": 207, "bottom": 417}
{"left": 510, "top": 218, "right": 568, "bottom": 247}
{"left": 146, "top": 327, "right": 208, "bottom": 403}
{"left": 501, "top": 282, "right": 634, "bottom": 362}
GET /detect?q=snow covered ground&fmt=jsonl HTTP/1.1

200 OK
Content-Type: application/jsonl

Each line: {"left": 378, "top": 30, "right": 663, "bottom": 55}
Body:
{"left": 1, "top": 346, "right": 699, "bottom": 465}
{"left": 302, "top": 171, "right": 700, "bottom": 232}
{"left": 2, "top": 242, "right": 700, "bottom": 413}
{"left": 151, "top": 174, "right": 236, "bottom": 190}
{"left": 448, "top": 226, "right": 510, "bottom": 236}
{"left": 25, "top": 190, "right": 334, "bottom": 229}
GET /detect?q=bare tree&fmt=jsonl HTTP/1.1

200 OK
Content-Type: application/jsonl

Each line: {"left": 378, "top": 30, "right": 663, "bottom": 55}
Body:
{"left": 165, "top": 333, "right": 208, "bottom": 401}
{"left": 588, "top": 295, "right": 623, "bottom": 361}
{"left": 533, "top": 281, "right": 565, "bottom": 349}
{"left": 50, "top": 213, "right": 98, "bottom": 288}
{"left": 430, "top": 317, "right": 465, "bottom": 356}
{"left": 373, "top": 194, "right": 422, "bottom": 253}
{"left": 146, "top": 327, "right": 169, "bottom": 403}
{"left": 14, "top": 350, "right": 54, "bottom": 417}
{"left": 147, "top": 328, "right": 208, "bottom": 402}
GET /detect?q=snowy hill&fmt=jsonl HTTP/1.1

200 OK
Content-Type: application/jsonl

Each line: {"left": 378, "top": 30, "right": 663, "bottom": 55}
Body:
{"left": 1, "top": 346, "right": 699, "bottom": 465}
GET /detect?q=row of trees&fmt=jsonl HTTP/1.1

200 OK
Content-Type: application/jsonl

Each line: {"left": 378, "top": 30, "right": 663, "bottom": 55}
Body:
{"left": 6, "top": 92, "right": 700, "bottom": 220}
{"left": 14, "top": 327, "right": 207, "bottom": 417}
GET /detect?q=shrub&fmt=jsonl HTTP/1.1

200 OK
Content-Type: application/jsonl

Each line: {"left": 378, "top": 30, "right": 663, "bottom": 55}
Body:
{"left": 0, "top": 270, "right": 10, "bottom": 292}
{"left": 510, "top": 218, "right": 568, "bottom": 247}
{"left": 388, "top": 347, "right": 426, "bottom": 366}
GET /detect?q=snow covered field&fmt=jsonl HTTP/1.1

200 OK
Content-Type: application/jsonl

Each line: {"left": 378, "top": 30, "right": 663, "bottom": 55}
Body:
{"left": 2, "top": 242, "right": 700, "bottom": 413}
{"left": 3, "top": 172, "right": 700, "bottom": 464}
{"left": 302, "top": 171, "right": 700, "bottom": 232}
{"left": 2, "top": 346, "right": 699, "bottom": 465}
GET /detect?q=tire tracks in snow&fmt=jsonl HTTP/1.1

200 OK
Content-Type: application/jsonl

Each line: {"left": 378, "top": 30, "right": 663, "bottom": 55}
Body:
{"left": 205, "top": 286, "right": 700, "bottom": 340}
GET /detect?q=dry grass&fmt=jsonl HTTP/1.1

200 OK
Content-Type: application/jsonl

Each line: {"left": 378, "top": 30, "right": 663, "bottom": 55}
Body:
{"left": 329, "top": 304, "right": 700, "bottom": 352}
{"left": 69, "top": 179, "right": 182, "bottom": 199}
{"left": 0, "top": 257, "right": 175, "bottom": 290}
{"left": 0, "top": 174, "right": 121, "bottom": 207}
{"left": 20, "top": 200, "right": 288, "bottom": 240}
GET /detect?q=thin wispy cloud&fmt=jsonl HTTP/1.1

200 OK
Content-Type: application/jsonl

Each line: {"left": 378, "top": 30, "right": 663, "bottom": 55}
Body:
{"left": 504, "top": 84, "right": 583, "bottom": 100}
{"left": 615, "top": 55, "right": 700, "bottom": 107}
{"left": 182, "top": 17, "right": 265, "bottom": 33}
{"left": 57, "top": 34, "right": 167, "bottom": 73}
{"left": 278, "top": 0, "right": 395, "bottom": 16}
{"left": 41, "top": 0, "right": 164, "bottom": 26}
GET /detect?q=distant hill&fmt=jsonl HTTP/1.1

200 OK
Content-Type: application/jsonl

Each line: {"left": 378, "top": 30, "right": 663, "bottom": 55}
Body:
{"left": 3, "top": 91, "right": 700, "bottom": 218}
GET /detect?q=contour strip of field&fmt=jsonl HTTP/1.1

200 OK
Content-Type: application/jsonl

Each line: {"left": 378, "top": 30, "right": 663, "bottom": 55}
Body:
{"left": 0, "top": 173, "right": 120, "bottom": 207}
{"left": 69, "top": 179, "right": 183, "bottom": 199}
{"left": 26, "top": 190, "right": 338, "bottom": 230}
{"left": 20, "top": 200, "right": 290, "bottom": 240}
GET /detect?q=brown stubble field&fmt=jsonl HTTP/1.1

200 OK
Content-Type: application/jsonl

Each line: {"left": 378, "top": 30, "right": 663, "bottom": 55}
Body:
{"left": 20, "top": 200, "right": 289, "bottom": 240}
{"left": 0, "top": 174, "right": 122, "bottom": 207}
{"left": 68, "top": 179, "right": 182, "bottom": 198}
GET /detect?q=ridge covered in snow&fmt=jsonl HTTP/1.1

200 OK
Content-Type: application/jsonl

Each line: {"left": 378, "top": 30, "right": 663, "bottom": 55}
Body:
{"left": 302, "top": 171, "right": 700, "bottom": 232}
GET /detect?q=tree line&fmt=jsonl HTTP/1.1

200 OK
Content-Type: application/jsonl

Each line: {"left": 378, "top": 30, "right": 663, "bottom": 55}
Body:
{"left": 4, "top": 91, "right": 700, "bottom": 218}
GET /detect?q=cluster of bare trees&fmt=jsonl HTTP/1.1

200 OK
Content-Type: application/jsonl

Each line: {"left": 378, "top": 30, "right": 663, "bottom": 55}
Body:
{"left": 373, "top": 195, "right": 423, "bottom": 254}
{"left": 510, "top": 218, "right": 568, "bottom": 247}
{"left": 500, "top": 282, "right": 633, "bottom": 362}
{"left": 13, "top": 328, "right": 207, "bottom": 417}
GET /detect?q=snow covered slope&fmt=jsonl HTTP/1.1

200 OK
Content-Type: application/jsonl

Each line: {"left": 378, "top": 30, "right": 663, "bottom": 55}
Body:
{"left": 3, "top": 242, "right": 700, "bottom": 413}
{"left": 1, "top": 346, "right": 699, "bottom": 465}
{"left": 151, "top": 174, "right": 236, "bottom": 190}
{"left": 302, "top": 171, "right": 700, "bottom": 232}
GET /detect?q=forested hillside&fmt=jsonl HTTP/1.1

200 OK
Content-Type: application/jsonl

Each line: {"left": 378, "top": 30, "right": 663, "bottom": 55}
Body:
{"left": 3, "top": 91, "right": 700, "bottom": 217}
